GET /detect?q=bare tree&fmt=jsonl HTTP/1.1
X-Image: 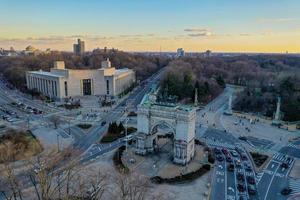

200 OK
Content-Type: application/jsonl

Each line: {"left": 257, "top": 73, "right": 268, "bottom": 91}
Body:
{"left": 0, "top": 142, "right": 24, "bottom": 200}
{"left": 49, "top": 115, "right": 61, "bottom": 129}
{"left": 114, "top": 172, "right": 151, "bottom": 200}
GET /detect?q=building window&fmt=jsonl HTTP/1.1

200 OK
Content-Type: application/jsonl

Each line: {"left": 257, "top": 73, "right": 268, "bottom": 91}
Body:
{"left": 64, "top": 81, "right": 68, "bottom": 96}
{"left": 106, "top": 80, "right": 109, "bottom": 95}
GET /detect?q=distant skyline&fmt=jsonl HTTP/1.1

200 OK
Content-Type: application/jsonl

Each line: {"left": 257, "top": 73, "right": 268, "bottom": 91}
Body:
{"left": 1, "top": 0, "right": 300, "bottom": 53}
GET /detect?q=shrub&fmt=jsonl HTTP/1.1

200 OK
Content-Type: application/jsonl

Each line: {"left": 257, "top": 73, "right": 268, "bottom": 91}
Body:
{"left": 151, "top": 164, "right": 211, "bottom": 184}
{"left": 113, "top": 146, "right": 129, "bottom": 173}
{"left": 77, "top": 123, "right": 92, "bottom": 129}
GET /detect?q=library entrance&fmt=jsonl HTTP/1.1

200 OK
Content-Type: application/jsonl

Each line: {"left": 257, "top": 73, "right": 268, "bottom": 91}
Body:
{"left": 82, "top": 79, "right": 92, "bottom": 95}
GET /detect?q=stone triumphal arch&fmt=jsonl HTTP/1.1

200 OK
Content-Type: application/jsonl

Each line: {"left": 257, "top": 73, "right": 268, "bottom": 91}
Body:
{"left": 135, "top": 92, "right": 196, "bottom": 165}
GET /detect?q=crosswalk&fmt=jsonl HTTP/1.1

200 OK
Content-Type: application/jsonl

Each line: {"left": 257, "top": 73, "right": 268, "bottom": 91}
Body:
{"left": 289, "top": 179, "right": 300, "bottom": 195}
{"left": 287, "top": 143, "right": 299, "bottom": 149}
{"left": 204, "top": 139, "right": 235, "bottom": 149}
{"left": 273, "top": 152, "right": 294, "bottom": 164}
{"left": 255, "top": 172, "right": 264, "bottom": 184}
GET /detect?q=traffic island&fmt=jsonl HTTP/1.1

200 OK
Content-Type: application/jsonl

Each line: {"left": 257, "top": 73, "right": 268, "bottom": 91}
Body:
{"left": 120, "top": 138, "right": 211, "bottom": 184}
{"left": 249, "top": 152, "right": 269, "bottom": 168}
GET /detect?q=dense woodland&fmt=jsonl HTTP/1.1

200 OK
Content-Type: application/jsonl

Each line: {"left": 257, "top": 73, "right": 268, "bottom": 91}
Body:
{"left": 0, "top": 52, "right": 299, "bottom": 121}
{"left": 0, "top": 50, "right": 169, "bottom": 90}
{"left": 160, "top": 55, "right": 300, "bottom": 121}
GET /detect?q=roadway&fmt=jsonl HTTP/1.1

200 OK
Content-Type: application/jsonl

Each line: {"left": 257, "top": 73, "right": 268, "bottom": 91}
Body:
{"left": 72, "top": 68, "right": 166, "bottom": 156}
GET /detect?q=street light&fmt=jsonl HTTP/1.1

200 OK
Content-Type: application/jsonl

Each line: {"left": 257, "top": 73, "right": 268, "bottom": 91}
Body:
{"left": 125, "top": 118, "right": 129, "bottom": 152}
{"left": 57, "top": 134, "right": 60, "bottom": 153}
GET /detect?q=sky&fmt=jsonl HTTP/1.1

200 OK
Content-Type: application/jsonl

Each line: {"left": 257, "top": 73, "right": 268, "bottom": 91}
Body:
{"left": 1, "top": 0, "right": 300, "bottom": 53}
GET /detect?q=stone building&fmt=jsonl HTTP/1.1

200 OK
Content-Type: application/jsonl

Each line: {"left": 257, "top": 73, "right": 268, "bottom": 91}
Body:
{"left": 26, "top": 59, "right": 135, "bottom": 100}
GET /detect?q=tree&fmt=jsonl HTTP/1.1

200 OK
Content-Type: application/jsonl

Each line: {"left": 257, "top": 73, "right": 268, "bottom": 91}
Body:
{"left": 118, "top": 122, "right": 125, "bottom": 134}
{"left": 49, "top": 115, "right": 61, "bottom": 129}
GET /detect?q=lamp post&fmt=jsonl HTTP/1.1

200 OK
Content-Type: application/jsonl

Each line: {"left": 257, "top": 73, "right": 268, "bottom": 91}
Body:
{"left": 57, "top": 134, "right": 60, "bottom": 153}
{"left": 125, "top": 118, "right": 129, "bottom": 152}
{"left": 68, "top": 119, "right": 71, "bottom": 135}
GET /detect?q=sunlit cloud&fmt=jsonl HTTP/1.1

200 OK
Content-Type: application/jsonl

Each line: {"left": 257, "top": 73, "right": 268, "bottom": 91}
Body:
{"left": 184, "top": 28, "right": 213, "bottom": 37}
{"left": 258, "top": 18, "right": 298, "bottom": 23}
{"left": 239, "top": 33, "right": 252, "bottom": 36}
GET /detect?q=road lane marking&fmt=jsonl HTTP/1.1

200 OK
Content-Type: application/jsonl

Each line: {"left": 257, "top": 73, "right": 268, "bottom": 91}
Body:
{"left": 263, "top": 163, "right": 280, "bottom": 200}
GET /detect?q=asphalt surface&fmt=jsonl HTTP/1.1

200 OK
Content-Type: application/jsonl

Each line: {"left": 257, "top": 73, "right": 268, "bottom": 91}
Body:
{"left": 72, "top": 67, "right": 166, "bottom": 155}
{"left": 258, "top": 153, "right": 294, "bottom": 200}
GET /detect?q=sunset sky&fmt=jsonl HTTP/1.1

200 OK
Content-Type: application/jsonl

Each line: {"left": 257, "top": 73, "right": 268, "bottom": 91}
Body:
{"left": 1, "top": 0, "right": 300, "bottom": 53}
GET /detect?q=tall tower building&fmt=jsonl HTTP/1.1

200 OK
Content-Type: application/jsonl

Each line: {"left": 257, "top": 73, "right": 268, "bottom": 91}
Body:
{"left": 176, "top": 48, "right": 185, "bottom": 57}
{"left": 73, "top": 39, "right": 85, "bottom": 55}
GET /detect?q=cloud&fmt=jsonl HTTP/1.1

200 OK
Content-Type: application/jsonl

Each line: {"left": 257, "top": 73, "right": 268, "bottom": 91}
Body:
{"left": 258, "top": 18, "right": 298, "bottom": 23}
{"left": 239, "top": 33, "right": 252, "bottom": 36}
{"left": 184, "top": 28, "right": 213, "bottom": 37}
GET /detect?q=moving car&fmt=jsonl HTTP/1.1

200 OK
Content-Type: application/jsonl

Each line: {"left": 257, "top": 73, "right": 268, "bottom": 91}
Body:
{"left": 281, "top": 162, "right": 289, "bottom": 169}
{"left": 281, "top": 187, "right": 292, "bottom": 195}
{"left": 247, "top": 176, "right": 255, "bottom": 184}
{"left": 230, "top": 150, "right": 239, "bottom": 157}
{"left": 226, "top": 156, "right": 233, "bottom": 163}
{"left": 214, "top": 148, "right": 221, "bottom": 154}
{"left": 124, "top": 135, "right": 133, "bottom": 142}
{"left": 237, "top": 184, "right": 246, "bottom": 192}
{"left": 248, "top": 185, "right": 256, "bottom": 195}
{"left": 222, "top": 148, "right": 229, "bottom": 155}
{"left": 237, "top": 173, "right": 244, "bottom": 181}
{"left": 217, "top": 155, "right": 224, "bottom": 162}
{"left": 228, "top": 164, "right": 234, "bottom": 172}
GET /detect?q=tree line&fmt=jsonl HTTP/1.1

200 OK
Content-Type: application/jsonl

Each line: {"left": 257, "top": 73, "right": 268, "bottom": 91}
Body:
{"left": 0, "top": 50, "right": 170, "bottom": 91}
{"left": 160, "top": 55, "right": 300, "bottom": 121}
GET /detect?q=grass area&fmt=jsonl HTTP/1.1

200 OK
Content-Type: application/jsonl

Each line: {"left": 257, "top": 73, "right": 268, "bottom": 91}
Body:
{"left": 76, "top": 123, "right": 92, "bottom": 130}
{"left": 0, "top": 130, "right": 43, "bottom": 163}
{"left": 100, "top": 127, "right": 137, "bottom": 143}
{"left": 250, "top": 152, "right": 269, "bottom": 168}
{"left": 150, "top": 164, "right": 211, "bottom": 184}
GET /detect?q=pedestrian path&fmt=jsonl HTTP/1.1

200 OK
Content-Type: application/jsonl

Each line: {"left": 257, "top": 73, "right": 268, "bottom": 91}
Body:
{"left": 289, "top": 179, "right": 300, "bottom": 195}
{"left": 204, "top": 139, "right": 235, "bottom": 149}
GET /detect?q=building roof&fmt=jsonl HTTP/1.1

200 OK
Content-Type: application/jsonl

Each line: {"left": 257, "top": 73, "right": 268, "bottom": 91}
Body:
{"left": 115, "top": 68, "right": 133, "bottom": 75}
{"left": 28, "top": 70, "right": 64, "bottom": 78}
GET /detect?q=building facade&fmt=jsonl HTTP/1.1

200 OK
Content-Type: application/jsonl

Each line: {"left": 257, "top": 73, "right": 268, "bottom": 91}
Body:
{"left": 73, "top": 39, "right": 85, "bottom": 55}
{"left": 26, "top": 59, "right": 135, "bottom": 100}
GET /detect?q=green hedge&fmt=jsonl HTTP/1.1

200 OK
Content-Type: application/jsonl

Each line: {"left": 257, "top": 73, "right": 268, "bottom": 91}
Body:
{"left": 113, "top": 146, "right": 129, "bottom": 173}
{"left": 150, "top": 164, "right": 211, "bottom": 184}
{"left": 77, "top": 123, "right": 92, "bottom": 129}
